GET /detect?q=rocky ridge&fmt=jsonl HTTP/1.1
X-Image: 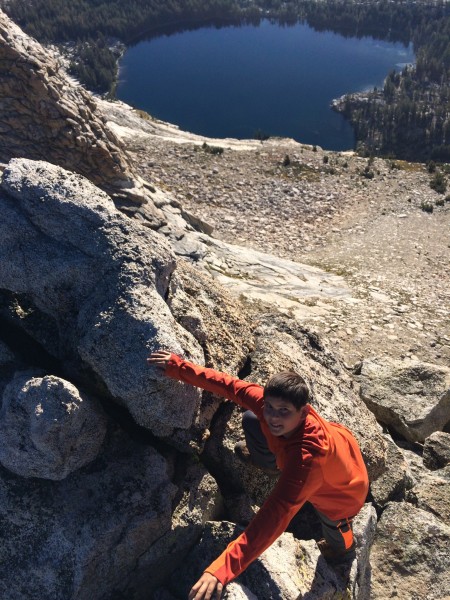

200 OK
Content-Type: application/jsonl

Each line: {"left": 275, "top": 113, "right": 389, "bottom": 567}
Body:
{"left": 0, "top": 11, "right": 449, "bottom": 600}
{"left": 0, "top": 10, "right": 150, "bottom": 206}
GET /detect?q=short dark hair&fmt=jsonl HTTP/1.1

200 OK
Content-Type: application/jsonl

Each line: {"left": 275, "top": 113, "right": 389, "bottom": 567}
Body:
{"left": 263, "top": 371, "right": 310, "bottom": 410}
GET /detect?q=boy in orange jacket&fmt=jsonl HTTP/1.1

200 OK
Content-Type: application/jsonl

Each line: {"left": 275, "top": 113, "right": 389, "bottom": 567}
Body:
{"left": 148, "top": 350, "right": 369, "bottom": 600}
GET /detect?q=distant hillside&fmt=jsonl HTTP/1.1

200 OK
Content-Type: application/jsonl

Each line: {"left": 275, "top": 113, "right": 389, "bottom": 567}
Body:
{"left": 1, "top": 0, "right": 449, "bottom": 161}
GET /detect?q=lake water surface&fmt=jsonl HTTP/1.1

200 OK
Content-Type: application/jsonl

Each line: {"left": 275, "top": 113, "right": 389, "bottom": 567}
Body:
{"left": 116, "top": 20, "right": 414, "bottom": 150}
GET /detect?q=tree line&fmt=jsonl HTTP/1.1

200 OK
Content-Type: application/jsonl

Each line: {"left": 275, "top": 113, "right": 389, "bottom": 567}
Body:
{"left": 0, "top": 0, "right": 246, "bottom": 92}
{"left": 1, "top": 0, "right": 244, "bottom": 42}
{"left": 334, "top": 6, "right": 450, "bottom": 161}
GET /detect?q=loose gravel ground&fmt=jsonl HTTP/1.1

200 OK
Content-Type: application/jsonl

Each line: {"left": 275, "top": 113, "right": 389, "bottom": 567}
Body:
{"left": 121, "top": 113, "right": 450, "bottom": 368}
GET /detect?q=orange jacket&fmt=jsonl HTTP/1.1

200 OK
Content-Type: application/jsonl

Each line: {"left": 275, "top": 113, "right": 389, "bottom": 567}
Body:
{"left": 165, "top": 354, "right": 369, "bottom": 586}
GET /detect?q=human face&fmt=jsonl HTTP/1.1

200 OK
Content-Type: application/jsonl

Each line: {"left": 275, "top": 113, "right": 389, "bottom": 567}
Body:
{"left": 263, "top": 396, "right": 307, "bottom": 438}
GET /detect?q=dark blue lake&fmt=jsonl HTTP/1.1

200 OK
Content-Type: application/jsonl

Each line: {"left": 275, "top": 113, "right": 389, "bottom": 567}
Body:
{"left": 116, "top": 20, "right": 414, "bottom": 150}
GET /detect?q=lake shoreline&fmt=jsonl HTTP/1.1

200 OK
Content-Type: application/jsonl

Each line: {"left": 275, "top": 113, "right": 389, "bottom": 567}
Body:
{"left": 116, "top": 19, "right": 412, "bottom": 151}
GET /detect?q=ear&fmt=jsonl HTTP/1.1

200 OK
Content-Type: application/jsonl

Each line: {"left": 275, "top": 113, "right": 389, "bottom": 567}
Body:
{"left": 299, "top": 406, "right": 309, "bottom": 421}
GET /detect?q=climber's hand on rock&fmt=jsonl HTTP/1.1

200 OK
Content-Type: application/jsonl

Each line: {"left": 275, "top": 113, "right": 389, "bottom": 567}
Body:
{"left": 188, "top": 572, "right": 223, "bottom": 600}
{"left": 147, "top": 350, "right": 172, "bottom": 371}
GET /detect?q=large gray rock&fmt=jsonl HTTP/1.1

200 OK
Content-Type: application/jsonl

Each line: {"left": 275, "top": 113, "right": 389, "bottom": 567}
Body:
{"left": 399, "top": 444, "right": 427, "bottom": 490}
{"left": 370, "top": 434, "right": 409, "bottom": 508}
{"left": 423, "top": 431, "right": 450, "bottom": 470}
{"left": 0, "top": 339, "right": 20, "bottom": 399}
{"left": 0, "top": 428, "right": 178, "bottom": 600}
{"left": 167, "top": 261, "right": 253, "bottom": 376}
{"left": 242, "top": 535, "right": 344, "bottom": 600}
{"left": 406, "top": 464, "right": 450, "bottom": 527}
{"left": 359, "top": 358, "right": 450, "bottom": 443}
{"left": 165, "top": 259, "right": 254, "bottom": 450}
{"left": 0, "top": 158, "right": 204, "bottom": 440}
{"left": 130, "top": 460, "right": 223, "bottom": 598}
{"left": 370, "top": 502, "right": 450, "bottom": 600}
{"left": 396, "top": 440, "right": 450, "bottom": 528}
{"left": 0, "top": 371, "right": 107, "bottom": 479}
{"left": 351, "top": 503, "right": 378, "bottom": 600}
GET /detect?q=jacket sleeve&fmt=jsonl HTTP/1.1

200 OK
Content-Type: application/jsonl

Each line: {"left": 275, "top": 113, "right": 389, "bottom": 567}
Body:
{"left": 204, "top": 448, "right": 324, "bottom": 586}
{"left": 165, "top": 353, "right": 264, "bottom": 416}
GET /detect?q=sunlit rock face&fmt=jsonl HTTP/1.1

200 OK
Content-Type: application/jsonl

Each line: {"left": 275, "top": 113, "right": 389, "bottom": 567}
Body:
{"left": 0, "top": 9, "right": 149, "bottom": 204}
{"left": 359, "top": 357, "right": 450, "bottom": 443}
{"left": 0, "top": 158, "right": 203, "bottom": 439}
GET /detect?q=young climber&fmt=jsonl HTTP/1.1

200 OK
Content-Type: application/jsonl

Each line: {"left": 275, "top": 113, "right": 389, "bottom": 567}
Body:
{"left": 147, "top": 350, "right": 369, "bottom": 600}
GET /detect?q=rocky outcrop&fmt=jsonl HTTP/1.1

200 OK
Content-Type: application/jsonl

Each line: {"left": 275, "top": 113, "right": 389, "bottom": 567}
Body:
{"left": 423, "top": 431, "right": 450, "bottom": 470}
{"left": 0, "top": 10, "right": 149, "bottom": 204}
{"left": 359, "top": 358, "right": 450, "bottom": 443}
{"left": 406, "top": 464, "right": 450, "bottom": 527}
{"left": 0, "top": 156, "right": 250, "bottom": 597}
{"left": 166, "top": 260, "right": 253, "bottom": 375}
{"left": 124, "top": 166, "right": 355, "bottom": 323}
{"left": 370, "top": 502, "right": 450, "bottom": 600}
{"left": 399, "top": 444, "right": 431, "bottom": 492}
{"left": 131, "top": 462, "right": 223, "bottom": 597}
{"left": 0, "top": 153, "right": 447, "bottom": 597}
{"left": 0, "top": 155, "right": 390, "bottom": 598}
{"left": 0, "top": 428, "right": 175, "bottom": 600}
{"left": 157, "top": 504, "right": 377, "bottom": 599}
{"left": 370, "top": 433, "right": 410, "bottom": 509}
{"left": 0, "top": 371, "right": 107, "bottom": 479}
{"left": 0, "top": 158, "right": 204, "bottom": 442}
{"left": 0, "top": 428, "right": 222, "bottom": 600}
